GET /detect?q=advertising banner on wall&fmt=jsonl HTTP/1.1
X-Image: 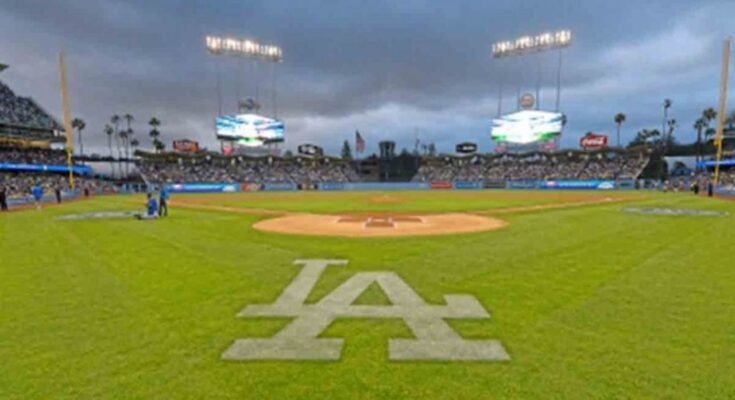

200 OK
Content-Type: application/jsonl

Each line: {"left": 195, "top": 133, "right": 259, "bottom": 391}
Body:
{"left": 173, "top": 139, "right": 200, "bottom": 153}
{"left": 262, "top": 182, "right": 297, "bottom": 191}
{"left": 166, "top": 183, "right": 240, "bottom": 193}
{"left": 455, "top": 142, "right": 478, "bottom": 154}
{"left": 483, "top": 180, "right": 507, "bottom": 189}
{"left": 453, "top": 181, "right": 483, "bottom": 189}
{"left": 318, "top": 182, "right": 346, "bottom": 191}
{"left": 539, "top": 180, "right": 616, "bottom": 190}
{"left": 240, "top": 183, "right": 262, "bottom": 192}
{"left": 430, "top": 181, "right": 453, "bottom": 190}
{"left": 338, "top": 182, "right": 430, "bottom": 191}
{"left": 298, "top": 144, "right": 323, "bottom": 157}
{"left": 580, "top": 132, "right": 609, "bottom": 150}
{"left": 506, "top": 180, "right": 538, "bottom": 189}
{"left": 0, "top": 163, "right": 92, "bottom": 175}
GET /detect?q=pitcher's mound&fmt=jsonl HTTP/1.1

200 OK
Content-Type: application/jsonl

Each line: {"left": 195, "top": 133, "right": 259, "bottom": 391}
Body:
{"left": 253, "top": 213, "right": 507, "bottom": 237}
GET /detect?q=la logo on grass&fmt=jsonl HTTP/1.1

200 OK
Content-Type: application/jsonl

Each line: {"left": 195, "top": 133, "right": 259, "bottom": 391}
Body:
{"left": 222, "top": 260, "right": 509, "bottom": 361}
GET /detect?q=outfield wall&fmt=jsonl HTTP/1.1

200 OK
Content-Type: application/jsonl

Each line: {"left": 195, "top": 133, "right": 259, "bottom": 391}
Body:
{"left": 7, "top": 190, "right": 80, "bottom": 207}
{"left": 715, "top": 185, "right": 735, "bottom": 197}
{"left": 162, "top": 179, "right": 637, "bottom": 193}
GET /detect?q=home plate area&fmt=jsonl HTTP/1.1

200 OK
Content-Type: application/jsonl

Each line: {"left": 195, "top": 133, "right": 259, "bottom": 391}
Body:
{"left": 252, "top": 213, "right": 507, "bottom": 237}
{"left": 337, "top": 215, "right": 425, "bottom": 228}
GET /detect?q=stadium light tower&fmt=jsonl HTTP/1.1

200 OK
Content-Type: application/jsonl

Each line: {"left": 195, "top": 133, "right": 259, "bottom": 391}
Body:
{"left": 492, "top": 29, "right": 573, "bottom": 116}
{"left": 205, "top": 35, "right": 284, "bottom": 154}
{"left": 205, "top": 34, "right": 283, "bottom": 117}
{"left": 491, "top": 30, "right": 571, "bottom": 59}
{"left": 205, "top": 35, "right": 283, "bottom": 62}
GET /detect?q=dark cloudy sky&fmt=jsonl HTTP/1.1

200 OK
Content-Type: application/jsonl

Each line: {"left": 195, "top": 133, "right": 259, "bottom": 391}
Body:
{"left": 0, "top": 0, "right": 733, "bottom": 155}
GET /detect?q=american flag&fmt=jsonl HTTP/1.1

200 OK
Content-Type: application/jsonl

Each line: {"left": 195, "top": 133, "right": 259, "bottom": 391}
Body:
{"left": 355, "top": 131, "right": 365, "bottom": 153}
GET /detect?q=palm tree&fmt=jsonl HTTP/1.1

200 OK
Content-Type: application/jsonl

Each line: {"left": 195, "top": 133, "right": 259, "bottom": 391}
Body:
{"left": 130, "top": 138, "right": 140, "bottom": 155}
{"left": 122, "top": 114, "right": 134, "bottom": 176}
{"left": 703, "top": 107, "right": 717, "bottom": 124}
{"left": 701, "top": 108, "right": 718, "bottom": 142}
{"left": 111, "top": 115, "right": 122, "bottom": 177}
{"left": 126, "top": 128, "right": 134, "bottom": 160}
{"left": 662, "top": 99, "right": 672, "bottom": 144}
{"left": 104, "top": 124, "right": 115, "bottom": 177}
{"left": 153, "top": 139, "right": 165, "bottom": 153}
{"left": 666, "top": 118, "right": 677, "bottom": 149}
{"left": 694, "top": 118, "right": 707, "bottom": 169}
{"left": 614, "top": 113, "right": 626, "bottom": 147}
{"left": 148, "top": 117, "right": 160, "bottom": 132}
{"left": 149, "top": 117, "right": 161, "bottom": 153}
{"left": 124, "top": 113, "right": 134, "bottom": 131}
{"left": 111, "top": 115, "right": 121, "bottom": 157}
{"left": 71, "top": 118, "right": 86, "bottom": 162}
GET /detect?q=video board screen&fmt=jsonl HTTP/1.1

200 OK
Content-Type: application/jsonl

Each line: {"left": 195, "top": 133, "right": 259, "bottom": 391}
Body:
{"left": 216, "top": 113, "right": 284, "bottom": 146}
{"left": 491, "top": 110, "right": 564, "bottom": 144}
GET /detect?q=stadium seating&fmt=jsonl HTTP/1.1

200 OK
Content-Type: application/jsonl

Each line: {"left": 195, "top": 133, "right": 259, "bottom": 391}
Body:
{"left": 412, "top": 151, "right": 650, "bottom": 182}
{"left": 0, "top": 80, "right": 62, "bottom": 135}
{"left": 137, "top": 156, "right": 361, "bottom": 184}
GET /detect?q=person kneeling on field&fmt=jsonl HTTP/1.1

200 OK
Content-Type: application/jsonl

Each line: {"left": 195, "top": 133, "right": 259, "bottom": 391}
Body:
{"left": 136, "top": 193, "right": 159, "bottom": 220}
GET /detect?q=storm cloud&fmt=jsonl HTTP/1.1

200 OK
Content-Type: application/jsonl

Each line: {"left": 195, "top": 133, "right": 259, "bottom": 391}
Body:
{"left": 0, "top": 0, "right": 732, "bottom": 154}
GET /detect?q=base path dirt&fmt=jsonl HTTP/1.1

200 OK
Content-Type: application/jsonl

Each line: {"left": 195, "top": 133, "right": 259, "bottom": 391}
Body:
{"left": 253, "top": 213, "right": 508, "bottom": 238}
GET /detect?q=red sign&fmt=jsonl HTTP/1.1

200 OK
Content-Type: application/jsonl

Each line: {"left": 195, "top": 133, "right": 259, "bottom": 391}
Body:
{"left": 430, "top": 181, "right": 452, "bottom": 190}
{"left": 173, "top": 139, "right": 200, "bottom": 153}
{"left": 580, "top": 133, "right": 608, "bottom": 149}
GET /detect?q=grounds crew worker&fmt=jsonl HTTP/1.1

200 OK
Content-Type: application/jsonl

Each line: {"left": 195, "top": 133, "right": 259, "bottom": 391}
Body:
{"left": 158, "top": 186, "right": 169, "bottom": 217}
{"left": 0, "top": 185, "right": 8, "bottom": 211}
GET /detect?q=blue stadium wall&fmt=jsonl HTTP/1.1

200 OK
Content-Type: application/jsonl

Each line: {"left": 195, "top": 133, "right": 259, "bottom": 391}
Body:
{"left": 162, "top": 180, "right": 638, "bottom": 193}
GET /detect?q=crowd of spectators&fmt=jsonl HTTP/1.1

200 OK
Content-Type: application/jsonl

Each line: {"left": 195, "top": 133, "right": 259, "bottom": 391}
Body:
{"left": 0, "top": 81, "right": 61, "bottom": 131}
{"left": 413, "top": 152, "right": 650, "bottom": 182}
{"left": 667, "top": 170, "right": 735, "bottom": 192}
{"left": 0, "top": 146, "right": 114, "bottom": 199}
{"left": 0, "top": 172, "right": 115, "bottom": 198}
{"left": 0, "top": 147, "right": 67, "bottom": 165}
{"left": 138, "top": 157, "right": 360, "bottom": 184}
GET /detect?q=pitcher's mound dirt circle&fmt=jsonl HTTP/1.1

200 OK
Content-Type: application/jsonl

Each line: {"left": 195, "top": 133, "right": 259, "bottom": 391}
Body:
{"left": 253, "top": 213, "right": 507, "bottom": 237}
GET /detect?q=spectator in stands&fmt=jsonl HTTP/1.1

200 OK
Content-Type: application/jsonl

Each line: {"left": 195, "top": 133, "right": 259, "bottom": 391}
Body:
{"left": 0, "top": 81, "right": 62, "bottom": 132}
{"left": 412, "top": 151, "right": 649, "bottom": 183}
{"left": 138, "top": 157, "right": 361, "bottom": 185}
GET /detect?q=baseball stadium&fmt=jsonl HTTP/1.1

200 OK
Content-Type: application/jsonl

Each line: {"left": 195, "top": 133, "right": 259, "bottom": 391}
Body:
{"left": 2, "top": 2, "right": 735, "bottom": 399}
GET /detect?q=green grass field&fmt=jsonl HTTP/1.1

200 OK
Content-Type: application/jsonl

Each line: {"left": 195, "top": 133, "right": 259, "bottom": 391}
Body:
{"left": 1, "top": 190, "right": 734, "bottom": 399}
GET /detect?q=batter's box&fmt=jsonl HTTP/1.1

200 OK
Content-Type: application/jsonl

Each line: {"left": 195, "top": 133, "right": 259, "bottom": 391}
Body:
{"left": 390, "top": 216, "right": 424, "bottom": 223}
{"left": 337, "top": 215, "right": 425, "bottom": 229}
{"left": 365, "top": 218, "right": 395, "bottom": 228}
{"left": 337, "top": 217, "right": 367, "bottom": 223}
